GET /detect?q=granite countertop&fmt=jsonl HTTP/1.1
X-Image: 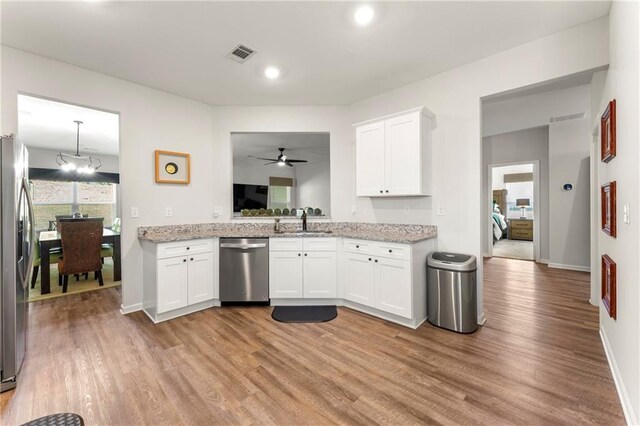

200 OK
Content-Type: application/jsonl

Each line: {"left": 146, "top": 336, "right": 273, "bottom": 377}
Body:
{"left": 138, "top": 222, "right": 437, "bottom": 244}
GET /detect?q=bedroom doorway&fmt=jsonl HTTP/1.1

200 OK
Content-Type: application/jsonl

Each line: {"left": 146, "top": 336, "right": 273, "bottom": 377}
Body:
{"left": 488, "top": 161, "right": 540, "bottom": 262}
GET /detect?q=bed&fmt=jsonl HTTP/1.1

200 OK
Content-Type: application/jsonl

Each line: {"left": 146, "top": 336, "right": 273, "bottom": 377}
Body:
{"left": 492, "top": 210, "right": 508, "bottom": 242}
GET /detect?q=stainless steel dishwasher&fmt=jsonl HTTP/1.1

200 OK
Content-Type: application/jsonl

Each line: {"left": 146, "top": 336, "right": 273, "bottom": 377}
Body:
{"left": 219, "top": 238, "right": 269, "bottom": 303}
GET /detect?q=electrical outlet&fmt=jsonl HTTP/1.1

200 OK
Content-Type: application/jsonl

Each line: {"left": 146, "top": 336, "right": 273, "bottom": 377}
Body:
{"left": 624, "top": 204, "right": 630, "bottom": 224}
{"left": 130, "top": 207, "right": 139, "bottom": 218}
{"left": 213, "top": 207, "right": 221, "bottom": 218}
{"left": 437, "top": 205, "right": 445, "bottom": 216}
{"left": 403, "top": 207, "right": 410, "bottom": 215}
{"left": 165, "top": 207, "right": 173, "bottom": 217}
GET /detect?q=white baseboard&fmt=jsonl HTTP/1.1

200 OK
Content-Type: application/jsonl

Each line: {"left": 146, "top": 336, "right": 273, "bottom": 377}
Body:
{"left": 537, "top": 258, "right": 549, "bottom": 264}
{"left": 120, "top": 303, "right": 142, "bottom": 314}
{"left": 600, "top": 328, "right": 638, "bottom": 425}
{"left": 548, "top": 262, "right": 590, "bottom": 273}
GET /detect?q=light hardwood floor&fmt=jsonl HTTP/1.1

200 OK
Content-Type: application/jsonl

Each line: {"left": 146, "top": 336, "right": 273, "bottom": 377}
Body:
{"left": 1, "top": 257, "right": 624, "bottom": 425}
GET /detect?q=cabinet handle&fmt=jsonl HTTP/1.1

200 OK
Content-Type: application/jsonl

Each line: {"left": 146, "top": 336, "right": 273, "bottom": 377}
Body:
{"left": 368, "top": 258, "right": 372, "bottom": 261}
{"left": 298, "top": 253, "right": 301, "bottom": 256}
{"left": 374, "top": 259, "right": 378, "bottom": 263}
{"left": 190, "top": 258, "right": 194, "bottom": 261}
{"left": 183, "top": 259, "right": 186, "bottom": 263}
{"left": 385, "top": 190, "right": 389, "bottom": 193}
{"left": 379, "top": 190, "right": 383, "bottom": 193}
{"left": 389, "top": 249, "right": 393, "bottom": 253}
{"left": 304, "top": 253, "right": 308, "bottom": 256}
{"left": 186, "top": 247, "right": 190, "bottom": 250}
{"left": 356, "top": 245, "right": 360, "bottom": 248}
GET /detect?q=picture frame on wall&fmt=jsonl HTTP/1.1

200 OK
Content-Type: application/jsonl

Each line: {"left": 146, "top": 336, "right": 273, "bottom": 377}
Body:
{"left": 601, "top": 181, "right": 617, "bottom": 238}
{"left": 601, "top": 99, "right": 616, "bottom": 163}
{"left": 155, "top": 150, "right": 191, "bottom": 184}
{"left": 601, "top": 254, "right": 617, "bottom": 320}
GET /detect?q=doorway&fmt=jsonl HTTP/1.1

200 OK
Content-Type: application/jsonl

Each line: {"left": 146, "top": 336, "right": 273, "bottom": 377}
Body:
{"left": 488, "top": 162, "right": 539, "bottom": 261}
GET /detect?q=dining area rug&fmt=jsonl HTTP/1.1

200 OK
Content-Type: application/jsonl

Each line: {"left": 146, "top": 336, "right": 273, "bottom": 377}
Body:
{"left": 28, "top": 259, "right": 120, "bottom": 302}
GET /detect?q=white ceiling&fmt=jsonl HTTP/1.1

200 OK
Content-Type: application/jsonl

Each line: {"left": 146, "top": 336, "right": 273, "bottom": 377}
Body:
{"left": 232, "top": 132, "right": 329, "bottom": 166}
{"left": 1, "top": 1, "right": 611, "bottom": 106}
{"left": 18, "top": 95, "right": 120, "bottom": 156}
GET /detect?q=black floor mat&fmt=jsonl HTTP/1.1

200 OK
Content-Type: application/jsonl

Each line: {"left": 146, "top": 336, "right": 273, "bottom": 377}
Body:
{"left": 271, "top": 305, "right": 337, "bottom": 323}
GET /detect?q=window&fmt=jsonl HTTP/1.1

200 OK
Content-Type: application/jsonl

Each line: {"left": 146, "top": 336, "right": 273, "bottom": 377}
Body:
{"left": 30, "top": 180, "right": 117, "bottom": 230}
{"left": 269, "top": 186, "right": 292, "bottom": 210}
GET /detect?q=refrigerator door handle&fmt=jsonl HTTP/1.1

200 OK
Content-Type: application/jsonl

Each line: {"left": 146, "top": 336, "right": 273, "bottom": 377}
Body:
{"left": 20, "top": 177, "right": 36, "bottom": 289}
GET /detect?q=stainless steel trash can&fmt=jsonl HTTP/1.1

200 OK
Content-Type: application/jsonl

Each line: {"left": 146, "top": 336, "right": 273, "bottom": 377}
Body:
{"left": 427, "top": 252, "right": 478, "bottom": 333}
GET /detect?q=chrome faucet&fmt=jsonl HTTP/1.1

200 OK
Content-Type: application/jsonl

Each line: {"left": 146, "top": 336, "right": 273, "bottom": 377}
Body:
{"left": 301, "top": 209, "right": 308, "bottom": 232}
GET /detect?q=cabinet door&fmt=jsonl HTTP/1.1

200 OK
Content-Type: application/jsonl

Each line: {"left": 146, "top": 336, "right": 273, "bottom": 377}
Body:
{"left": 385, "top": 112, "right": 422, "bottom": 195}
{"left": 356, "top": 121, "right": 386, "bottom": 196}
{"left": 343, "top": 253, "right": 375, "bottom": 307}
{"left": 375, "top": 257, "right": 412, "bottom": 319}
{"left": 303, "top": 251, "right": 337, "bottom": 298}
{"left": 269, "top": 251, "right": 303, "bottom": 298}
{"left": 187, "top": 252, "right": 215, "bottom": 305}
{"left": 157, "top": 257, "right": 189, "bottom": 314}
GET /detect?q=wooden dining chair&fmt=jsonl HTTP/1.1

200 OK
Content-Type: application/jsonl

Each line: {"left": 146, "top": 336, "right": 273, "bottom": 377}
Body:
{"left": 57, "top": 218, "right": 104, "bottom": 293}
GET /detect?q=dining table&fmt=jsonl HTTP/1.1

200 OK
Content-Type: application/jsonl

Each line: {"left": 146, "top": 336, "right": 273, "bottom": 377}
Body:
{"left": 38, "top": 228, "right": 121, "bottom": 294}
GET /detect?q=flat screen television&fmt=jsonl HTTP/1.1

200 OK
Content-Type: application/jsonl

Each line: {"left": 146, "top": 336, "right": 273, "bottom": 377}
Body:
{"left": 233, "top": 184, "right": 268, "bottom": 212}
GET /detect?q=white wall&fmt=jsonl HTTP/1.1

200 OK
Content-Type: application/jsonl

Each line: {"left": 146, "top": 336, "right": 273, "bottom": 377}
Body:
{"left": 349, "top": 16, "right": 608, "bottom": 323}
{"left": 27, "top": 146, "right": 120, "bottom": 174}
{"left": 296, "top": 160, "right": 331, "bottom": 213}
{"left": 548, "top": 118, "right": 591, "bottom": 269}
{"left": 483, "top": 127, "right": 549, "bottom": 259}
{"left": 1, "top": 46, "right": 215, "bottom": 311}
{"left": 483, "top": 84, "right": 592, "bottom": 137}
{"left": 233, "top": 157, "right": 296, "bottom": 186}
{"left": 592, "top": 2, "right": 640, "bottom": 423}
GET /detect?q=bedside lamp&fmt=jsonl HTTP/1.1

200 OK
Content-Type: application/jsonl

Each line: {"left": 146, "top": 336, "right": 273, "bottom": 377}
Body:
{"left": 516, "top": 198, "right": 530, "bottom": 219}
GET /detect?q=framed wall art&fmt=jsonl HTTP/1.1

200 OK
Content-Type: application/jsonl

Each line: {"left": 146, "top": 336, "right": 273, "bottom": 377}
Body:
{"left": 601, "top": 99, "right": 616, "bottom": 163}
{"left": 601, "top": 181, "right": 617, "bottom": 238}
{"left": 601, "top": 254, "right": 617, "bottom": 320}
{"left": 155, "top": 150, "right": 191, "bottom": 184}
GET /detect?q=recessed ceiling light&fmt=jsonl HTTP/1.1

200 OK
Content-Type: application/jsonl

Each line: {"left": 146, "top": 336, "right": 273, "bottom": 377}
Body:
{"left": 264, "top": 66, "right": 280, "bottom": 79}
{"left": 354, "top": 5, "right": 375, "bottom": 26}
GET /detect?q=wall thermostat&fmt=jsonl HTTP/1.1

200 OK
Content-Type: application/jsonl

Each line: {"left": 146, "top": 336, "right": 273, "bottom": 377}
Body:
{"left": 562, "top": 183, "right": 574, "bottom": 191}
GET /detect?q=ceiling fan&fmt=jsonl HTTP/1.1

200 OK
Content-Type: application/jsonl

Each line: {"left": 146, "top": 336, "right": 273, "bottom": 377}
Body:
{"left": 257, "top": 147, "right": 308, "bottom": 167}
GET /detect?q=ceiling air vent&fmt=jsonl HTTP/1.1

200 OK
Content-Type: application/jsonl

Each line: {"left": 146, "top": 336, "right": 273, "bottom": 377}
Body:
{"left": 549, "top": 112, "right": 586, "bottom": 123}
{"left": 225, "top": 43, "right": 257, "bottom": 64}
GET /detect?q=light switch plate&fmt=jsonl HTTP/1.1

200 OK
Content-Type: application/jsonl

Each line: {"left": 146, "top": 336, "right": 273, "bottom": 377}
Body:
{"left": 131, "top": 207, "right": 139, "bottom": 218}
{"left": 165, "top": 207, "right": 173, "bottom": 217}
{"left": 624, "top": 204, "right": 630, "bottom": 224}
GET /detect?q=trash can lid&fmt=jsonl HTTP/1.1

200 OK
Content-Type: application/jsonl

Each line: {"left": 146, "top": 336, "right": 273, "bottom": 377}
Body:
{"left": 427, "top": 252, "right": 477, "bottom": 271}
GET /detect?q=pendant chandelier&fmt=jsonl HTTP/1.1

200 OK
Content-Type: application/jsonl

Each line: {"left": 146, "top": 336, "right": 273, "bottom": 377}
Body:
{"left": 56, "top": 120, "right": 101, "bottom": 174}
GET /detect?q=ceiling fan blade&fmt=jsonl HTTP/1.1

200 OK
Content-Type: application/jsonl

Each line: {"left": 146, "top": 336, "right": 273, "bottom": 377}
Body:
{"left": 257, "top": 157, "right": 278, "bottom": 161}
{"left": 264, "top": 161, "right": 278, "bottom": 165}
{"left": 285, "top": 161, "right": 294, "bottom": 167}
{"left": 286, "top": 159, "right": 308, "bottom": 163}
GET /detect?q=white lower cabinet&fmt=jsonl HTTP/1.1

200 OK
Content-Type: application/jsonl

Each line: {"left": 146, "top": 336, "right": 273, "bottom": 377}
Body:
{"left": 344, "top": 253, "right": 375, "bottom": 307}
{"left": 143, "top": 238, "right": 218, "bottom": 323}
{"left": 375, "top": 257, "right": 412, "bottom": 318}
{"left": 270, "top": 238, "right": 337, "bottom": 300}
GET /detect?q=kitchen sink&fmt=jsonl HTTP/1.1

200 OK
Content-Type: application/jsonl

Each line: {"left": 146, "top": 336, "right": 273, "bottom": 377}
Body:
{"left": 277, "top": 230, "right": 333, "bottom": 236}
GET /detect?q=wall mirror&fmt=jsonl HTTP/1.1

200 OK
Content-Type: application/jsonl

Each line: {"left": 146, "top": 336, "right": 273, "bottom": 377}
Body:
{"left": 231, "top": 132, "right": 330, "bottom": 218}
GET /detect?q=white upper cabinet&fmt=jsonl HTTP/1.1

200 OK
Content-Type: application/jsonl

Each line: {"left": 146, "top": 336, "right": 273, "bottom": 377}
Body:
{"left": 354, "top": 107, "right": 433, "bottom": 197}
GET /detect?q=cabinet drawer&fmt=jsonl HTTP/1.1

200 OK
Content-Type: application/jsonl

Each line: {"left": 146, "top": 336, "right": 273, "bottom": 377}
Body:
{"left": 510, "top": 221, "right": 532, "bottom": 230}
{"left": 510, "top": 230, "right": 533, "bottom": 240}
{"left": 303, "top": 238, "right": 337, "bottom": 252}
{"left": 376, "top": 242, "right": 411, "bottom": 261}
{"left": 343, "top": 239, "right": 376, "bottom": 255}
{"left": 157, "top": 239, "right": 214, "bottom": 260}
{"left": 270, "top": 238, "right": 303, "bottom": 252}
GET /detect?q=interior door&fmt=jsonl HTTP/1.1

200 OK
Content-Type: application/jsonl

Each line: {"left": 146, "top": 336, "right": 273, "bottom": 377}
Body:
{"left": 356, "top": 121, "right": 386, "bottom": 196}
{"left": 385, "top": 112, "right": 422, "bottom": 195}
{"left": 343, "top": 253, "right": 375, "bottom": 307}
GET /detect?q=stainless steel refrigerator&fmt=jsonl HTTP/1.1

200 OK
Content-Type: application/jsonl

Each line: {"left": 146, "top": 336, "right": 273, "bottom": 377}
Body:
{"left": 0, "top": 135, "right": 35, "bottom": 393}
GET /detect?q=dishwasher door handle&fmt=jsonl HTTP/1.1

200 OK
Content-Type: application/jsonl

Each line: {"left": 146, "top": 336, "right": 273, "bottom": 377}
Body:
{"left": 220, "top": 243, "right": 267, "bottom": 249}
